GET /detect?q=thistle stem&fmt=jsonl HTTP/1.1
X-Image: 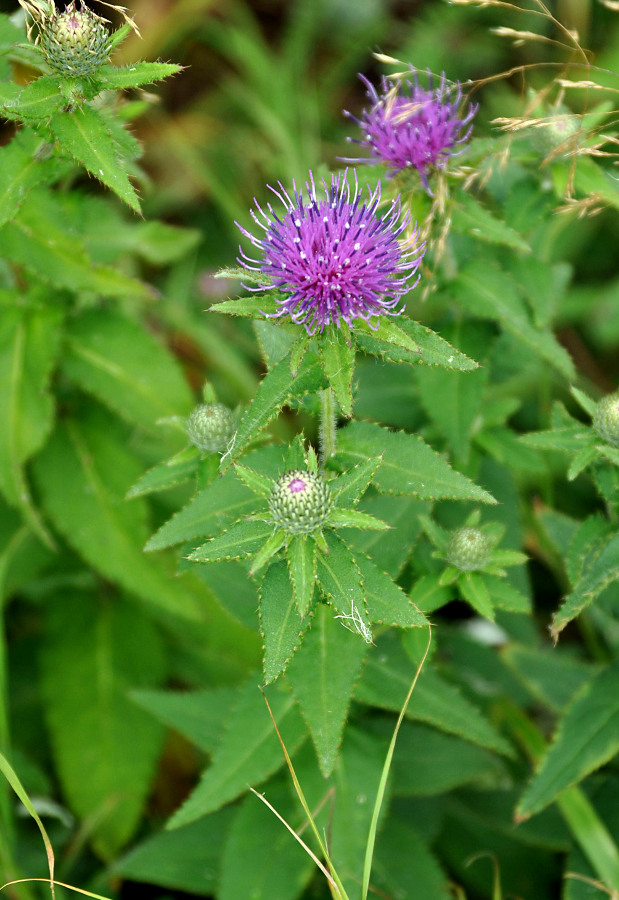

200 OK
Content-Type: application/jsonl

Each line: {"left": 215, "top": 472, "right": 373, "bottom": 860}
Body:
{"left": 319, "top": 388, "right": 338, "bottom": 469}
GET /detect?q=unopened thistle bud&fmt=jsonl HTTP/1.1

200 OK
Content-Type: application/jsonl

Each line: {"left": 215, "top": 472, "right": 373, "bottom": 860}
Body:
{"left": 447, "top": 527, "right": 491, "bottom": 572}
{"left": 40, "top": 2, "right": 111, "bottom": 77}
{"left": 530, "top": 111, "right": 579, "bottom": 158}
{"left": 269, "top": 470, "right": 332, "bottom": 535}
{"left": 592, "top": 392, "right": 619, "bottom": 448}
{"left": 187, "top": 403, "right": 235, "bottom": 454}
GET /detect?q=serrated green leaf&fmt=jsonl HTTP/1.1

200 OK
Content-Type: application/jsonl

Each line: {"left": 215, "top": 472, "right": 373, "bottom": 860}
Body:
{"left": 342, "top": 493, "right": 429, "bottom": 577}
{"left": 452, "top": 192, "right": 530, "bottom": 252}
{"left": 40, "top": 593, "right": 165, "bottom": 858}
{"left": 508, "top": 257, "right": 571, "bottom": 329}
{"left": 0, "top": 130, "right": 60, "bottom": 228}
{"left": 597, "top": 443, "right": 619, "bottom": 467}
{"left": 287, "top": 533, "right": 316, "bottom": 617}
{"left": 33, "top": 407, "right": 204, "bottom": 621}
{"left": 328, "top": 507, "right": 389, "bottom": 530}
{"left": 220, "top": 350, "right": 326, "bottom": 472}
{"left": 254, "top": 319, "right": 296, "bottom": 367}
{"left": 357, "top": 633, "right": 512, "bottom": 756}
{"left": 355, "top": 552, "right": 427, "bottom": 628}
{"left": 234, "top": 462, "right": 273, "bottom": 498}
{"left": 517, "top": 662, "right": 619, "bottom": 818}
{"left": 260, "top": 561, "right": 306, "bottom": 683}
{"left": 114, "top": 808, "right": 233, "bottom": 896}
{"left": 287, "top": 604, "right": 369, "bottom": 776}
{"left": 330, "top": 456, "right": 382, "bottom": 507}
{"left": 167, "top": 675, "right": 307, "bottom": 827}
{"left": 355, "top": 317, "right": 478, "bottom": 370}
{"left": 317, "top": 325, "right": 355, "bottom": 417}
{"left": 316, "top": 532, "right": 371, "bottom": 642}
{"left": 333, "top": 421, "right": 496, "bottom": 503}
{"left": 477, "top": 427, "right": 548, "bottom": 474}
{"left": 219, "top": 784, "right": 314, "bottom": 900}
{"left": 567, "top": 516, "right": 613, "bottom": 586}
{"left": 210, "top": 292, "right": 279, "bottom": 319}
{"left": 145, "top": 471, "right": 256, "bottom": 551}
{"left": 452, "top": 261, "right": 575, "bottom": 379}
{"left": 520, "top": 425, "right": 593, "bottom": 455}
{"left": 63, "top": 308, "right": 194, "bottom": 430}
{"left": 373, "top": 817, "right": 449, "bottom": 900}
{"left": 552, "top": 533, "right": 619, "bottom": 639}
{"left": 126, "top": 449, "right": 199, "bottom": 499}
{"left": 249, "top": 529, "right": 286, "bottom": 574}
{"left": 189, "top": 519, "right": 273, "bottom": 562}
{"left": 0, "top": 190, "right": 152, "bottom": 299}
{"left": 568, "top": 445, "right": 598, "bottom": 480}
{"left": 0, "top": 75, "right": 63, "bottom": 121}
{"left": 49, "top": 105, "right": 141, "bottom": 212}
{"left": 571, "top": 386, "right": 596, "bottom": 417}
{"left": 459, "top": 571, "right": 495, "bottom": 620}
{"left": 98, "top": 61, "right": 182, "bottom": 89}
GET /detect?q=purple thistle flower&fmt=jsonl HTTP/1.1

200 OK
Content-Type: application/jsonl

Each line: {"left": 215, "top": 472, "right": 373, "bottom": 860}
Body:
{"left": 343, "top": 71, "right": 478, "bottom": 190}
{"left": 236, "top": 170, "right": 425, "bottom": 335}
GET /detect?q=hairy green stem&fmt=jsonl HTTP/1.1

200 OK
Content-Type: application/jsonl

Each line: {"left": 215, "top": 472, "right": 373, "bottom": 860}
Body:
{"left": 319, "top": 388, "right": 337, "bottom": 468}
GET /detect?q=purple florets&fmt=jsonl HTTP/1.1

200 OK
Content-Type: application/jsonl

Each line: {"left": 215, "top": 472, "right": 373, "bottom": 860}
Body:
{"left": 236, "top": 170, "right": 425, "bottom": 335}
{"left": 343, "top": 71, "right": 478, "bottom": 190}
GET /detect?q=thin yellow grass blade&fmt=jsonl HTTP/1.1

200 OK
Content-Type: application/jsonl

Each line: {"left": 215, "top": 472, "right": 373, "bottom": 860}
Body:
{"left": 0, "top": 752, "right": 55, "bottom": 900}
{"left": 360, "top": 624, "right": 433, "bottom": 900}
{"left": 1, "top": 880, "right": 112, "bottom": 900}
{"left": 260, "top": 690, "right": 350, "bottom": 900}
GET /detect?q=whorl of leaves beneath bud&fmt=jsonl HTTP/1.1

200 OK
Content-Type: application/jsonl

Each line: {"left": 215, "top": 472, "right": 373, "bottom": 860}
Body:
{"left": 40, "top": 1, "right": 111, "bottom": 77}
{"left": 592, "top": 392, "right": 619, "bottom": 448}
{"left": 269, "top": 470, "right": 332, "bottom": 535}
{"left": 446, "top": 527, "right": 491, "bottom": 572}
{"left": 187, "top": 403, "right": 235, "bottom": 454}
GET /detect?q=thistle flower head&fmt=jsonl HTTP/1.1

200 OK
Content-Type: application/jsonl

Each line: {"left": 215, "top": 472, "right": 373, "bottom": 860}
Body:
{"left": 236, "top": 170, "right": 425, "bottom": 335}
{"left": 343, "top": 71, "right": 478, "bottom": 191}
{"left": 186, "top": 402, "right": 235, "bottom": 454}
{"left": 269, "top": 470, "right": 333, "bottom": 535}
{"left": 592, "top": 392, "right": 619, "bottom": 448}
{"left": 40, "top": 1, "right": 111, "bottom": 77}
{"left": 447, "top": 527, "right": 491, "bottom": 572}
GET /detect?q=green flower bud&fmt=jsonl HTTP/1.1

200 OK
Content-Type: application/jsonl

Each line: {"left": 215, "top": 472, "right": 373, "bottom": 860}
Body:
{"left": 269, "top": 470, "right": 332, "bottom": 535}
{"left": 187, "top": 403, "right": 235, "bottom": 454}
{"left": 40, "top": 2, "right": 111, "bottom": 77}
{"left": 530, "top": 111, "right": 579, "bottom": 158}
{"left": 592, "top": 392, "right": 619, "bottom": 448}
{"left": 446, "top": 527, "right": 491, "bottom": 572}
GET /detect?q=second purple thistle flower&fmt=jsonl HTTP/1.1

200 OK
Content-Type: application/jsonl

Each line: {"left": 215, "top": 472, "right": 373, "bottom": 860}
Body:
{"left": 344, "top": 72, "right": 478, "bottom": 189}
{"left": 236, "top": 171, "right": 425, "bottom": 335}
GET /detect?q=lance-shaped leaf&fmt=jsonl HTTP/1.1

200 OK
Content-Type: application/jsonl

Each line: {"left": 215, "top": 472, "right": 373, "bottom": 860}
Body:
{"left": 49, "top": 105, "right": 141, "bottom": 212}
{"left": 317, "top": 532, "right": 371, "bottom": 642}
{"left": 0, "top": 301, "right": 62, "bottom": 543}
{"left": 551, "top": 533, "right": 619, "bottom": 639}
{"left": 0, "top": 130, "right": 61, "bottom": 228}
{"left": 167, "top": 675, "right": 307, "bottom": 827}
{"left": 333, "top": 421, "right": 496, "bottom": 503}
{"left": 328, "top": 507, "right": 389, "bottom": 530}
{"left": 520, "top": 425, "right": 593, "bottom": 455}
{"left": 40, "top": 592, "right": 166, "bottom": 859}
{"left": 0, "top": 75, "right": 64, "bottom": 122}
{"left": 188, "top": 520, "right": 274, "bottom": 563}
{"left": 459, "top": 571, "right": 495, "bottom": 620}
{"left": 220, "top": 349, "right": 326, "bottom": 472}
{"left": 355, "top": 317, "right": 478, "bottom": 371}
{"left": 33, "top": 408, "right": 204, "bottom": 621}
{"left": 355, "top": 552, "right": 427, "bottom": 628}
{"left": 63, "top": 308, "right": 194, "bottom": 431}
{"left": 210, "top": 293, "right": 280, "bottom": 319}
{"left": 97, "top": 61, "right": 182, "bottom": 89}
{"left": 452, "top": 191, "right": 530, "bottom": 252}
{"left": 317, "top": 325, "right": 355, "bottom": 417}
{"left": 126, "top": 449, "right": 200, "bottom": 499}
{"left": 287, "top": 533, "right": 316, "bottom": 617}
{"left": 330, "top": 455, "right": 382, "bottom": 507}
{"left": 286, "top": 604, "right": 369, "bottom": 776}
{"left": 356, "top": 633, "right": 512, "bottom": 756}
{"left": 233, "top": 462, "right": 273, "bottom": 498}
{"left": 517, "top": 662, "right": 619, "bottom": 819}
{"left": 260, "top": 561, "right": 307, "bottom": 684}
